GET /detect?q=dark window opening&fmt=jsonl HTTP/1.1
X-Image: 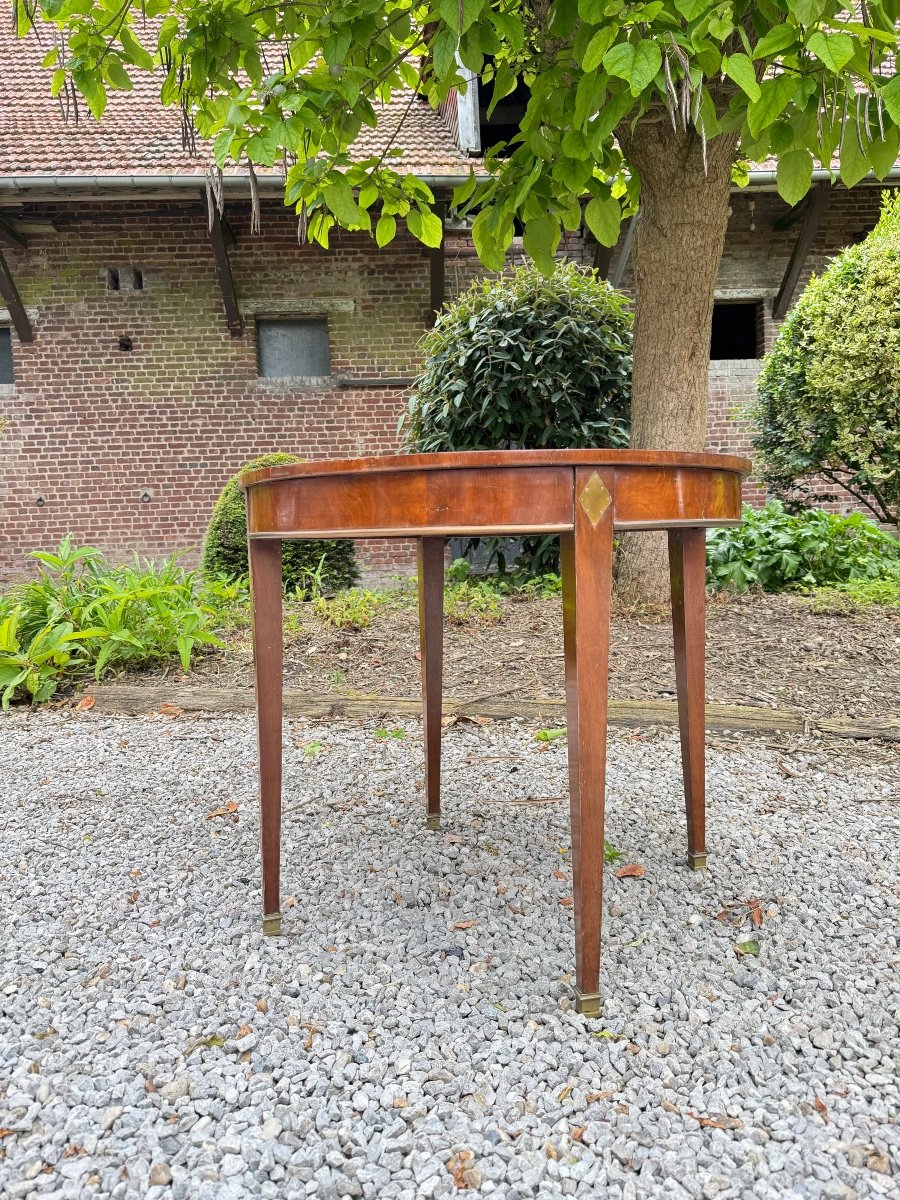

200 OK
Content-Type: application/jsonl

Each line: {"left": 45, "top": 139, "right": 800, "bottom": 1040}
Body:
{"left": 710, "top": 302, "right": 761, "bottom": 360}
{"left": 118, "top": 336, "right": 134, "bottom": 352}
{"left": 0, "top": 327, "right": 13, "bottom": 383}
{"left": 477, "top": 70, "right": 531, "bottom": 159}
{"left": 106, "top": 268, "right": 120, "bottom": 291}
{"left": 132, "top": 268, "right": 144, "bottom": 291}
{"left": 257, "top": 318, "right": 330, "bottom": 378}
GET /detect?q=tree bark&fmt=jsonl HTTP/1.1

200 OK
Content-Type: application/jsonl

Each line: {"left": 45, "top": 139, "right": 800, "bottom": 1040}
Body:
{"left": 615, "top": 119, "right": 740, "bottom": 605}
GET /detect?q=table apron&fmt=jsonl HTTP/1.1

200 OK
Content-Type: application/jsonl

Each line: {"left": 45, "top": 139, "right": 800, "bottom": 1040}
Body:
{"left": 245, "top": 464, "right": 744, "bottom": 536}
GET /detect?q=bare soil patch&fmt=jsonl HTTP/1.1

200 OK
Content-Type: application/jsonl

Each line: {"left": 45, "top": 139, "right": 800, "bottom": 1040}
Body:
{"left": 138, "top": 590, "right": 899, "bottom": 722}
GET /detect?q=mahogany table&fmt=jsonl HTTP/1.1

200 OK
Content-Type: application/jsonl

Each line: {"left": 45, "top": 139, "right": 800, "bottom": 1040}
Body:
{"left": 242, "top": 450, "right": 749, "bottom": 1015}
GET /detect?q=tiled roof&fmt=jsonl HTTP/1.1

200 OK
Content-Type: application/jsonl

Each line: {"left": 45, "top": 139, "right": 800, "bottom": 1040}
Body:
{"left": 0, "top": 26, "right": 476, "bottom": 179}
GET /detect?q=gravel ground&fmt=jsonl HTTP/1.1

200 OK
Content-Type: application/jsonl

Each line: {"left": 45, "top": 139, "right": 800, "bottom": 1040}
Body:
{"left": 1, "top": 711, "right": 898, "bottom": 1200}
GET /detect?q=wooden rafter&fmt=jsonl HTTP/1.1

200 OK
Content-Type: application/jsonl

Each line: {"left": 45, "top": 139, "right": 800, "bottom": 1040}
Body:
{"left": 208, "top": 205, "right": 243, "bottom": 337}
{"left": 0, "top": 218, "right": 27, "bottom": 251}
{"left": 0, "top": 248, "right": 33, "bottom": 343}
{"left": 773, "top": 183, "right": 831, "bottom": 320}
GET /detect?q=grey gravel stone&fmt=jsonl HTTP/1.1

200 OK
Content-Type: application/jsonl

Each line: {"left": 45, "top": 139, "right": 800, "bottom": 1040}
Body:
{"left": 0, "top": 712, "right": 898, "bottom": 1200}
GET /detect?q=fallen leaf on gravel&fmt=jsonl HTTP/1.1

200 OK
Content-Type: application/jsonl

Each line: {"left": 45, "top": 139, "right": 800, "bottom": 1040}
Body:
{"left": 571, "top": 1127, "right": 586, "bottom": 1142}
{"left": 205, "top": 801, "right": 238, "bottom": 820}
{"left": 558, "top": 897, "right": 573, "bottom": 907}
{"left": 256, "top": 999, "right": 268, "bottom": 1014}
{"left": 451, "top": 919, "right": 477, "bottom": 930}
{"left": 545, "top": 1143, "right": 558, "bottom": 1160}
{"left": 616, "top": 864, "right": 645, "bottom": 879}
{"left": 0, "top": 1129, "right": 13, "bottom": 1139}
{"left": 62, "top": 1145, "right": 85, "bottom": 1158}
{"left": 75, "top": 696, "right": 95, "bottom": 711}
{"left": 236, "top": 1024, "right": 252, "bottom": 1038}
{"left": 591, "top": 1030, "right": 622, "bottom": 1041}
{"left": 534, "top": 728, "right": 566, "bottom": 742}
{"left": 130, "top": 869, "right": 141, "bottom": 878}
{"left": 148, "top": 919, "right": 161, "bottom": 928}
{"left": 735, "top": 939, "right": 760, "bottom": 957}
{"left": 867, "top": 1150, "right": 891, "bottom": 1174}
{"left": 686, "top": 1112, "right": 744, "bottom": 1130}
{"left": 587, "top": 1091, "right": 614, "bottom": 1102}
{"left": 553, "top": 870, "right": 567, "bottom": 880}
{"left": 283, "top": 896, "right": 298, "bottom": 908}
{"left": 158, "top": 703, "right": 184, "bottom": 717}
{"left": 117, "top": 739, "right": 128, "bottom": 749}
{"left": 127, "top": 891, "right": 139, "bottom": 904}
{"left": 661, "top": 1101, "right": 681, "bottom": 1114}
{"left": 814, "top": 1096, "right": 829, "bottom": 1123}
{"left": 748, "top": 898, "right": 763, "bottom": 927}
{"left": 557, "top": 1083, "right": 573, "bottom": 1102}
{"left": 392, "top": 1097, "right": 408, "bottom": 1109}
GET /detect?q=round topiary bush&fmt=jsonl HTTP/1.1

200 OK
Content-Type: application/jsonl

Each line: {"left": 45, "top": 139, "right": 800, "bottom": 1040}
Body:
{"left": 405, "top": 261, "right": 632, "bottom": 453}
{"left": 753, "top": 193, "right": 900, "bottom": 530}
{"left": 404, "top": 262, "right": 632, "bottom": 575}
{"left": 201, "top": 454, "right": 359, "bottom": 595}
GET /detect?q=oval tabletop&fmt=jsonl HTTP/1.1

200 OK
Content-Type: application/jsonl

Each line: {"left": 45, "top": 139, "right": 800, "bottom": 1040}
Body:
{"left": 241, "top": 449, "right": 752, "bottom": 539}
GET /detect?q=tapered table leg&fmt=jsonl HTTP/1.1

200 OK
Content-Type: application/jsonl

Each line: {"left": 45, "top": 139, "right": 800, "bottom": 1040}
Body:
{"left": 249, "top": 537, "right": 284, "bottom": 934}
{"left": 418, "top": 537, "right": 444, "bottom": 829}
{"left": 668, "top": 528, "right": 707, "bottom": 871}
{"left": 562, "top": 469, "right": 615, "bottom": 1017}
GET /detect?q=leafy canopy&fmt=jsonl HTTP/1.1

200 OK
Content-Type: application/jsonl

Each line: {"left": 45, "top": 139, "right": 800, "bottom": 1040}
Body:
{"left": 753, "top": 191, "right": 900, "bottom": 529}
{"left": 21, "top": 0, "right": 900, "bottom": 268}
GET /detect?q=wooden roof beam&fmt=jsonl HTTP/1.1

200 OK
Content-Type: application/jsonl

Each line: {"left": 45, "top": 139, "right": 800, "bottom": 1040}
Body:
{"left": 0, "top": 217, "right": 27, "bottom": 251}
{"left": 773, "top": 183, "right": 831, "bottom": 321}
{"left": 0, "top": 248, "right": 34, "bottom": 342}
{"left": 209, "top": 205, "right": 243, "bottom": 337}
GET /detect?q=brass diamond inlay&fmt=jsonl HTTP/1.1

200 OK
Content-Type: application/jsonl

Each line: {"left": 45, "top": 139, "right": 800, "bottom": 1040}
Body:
{"left": 578, "top": 472, "right": 611, "bottom": 526}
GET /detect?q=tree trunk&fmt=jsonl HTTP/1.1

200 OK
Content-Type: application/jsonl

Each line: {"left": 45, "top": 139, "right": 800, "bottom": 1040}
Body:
{"left": 615, "top": 119, "right": 740, "bottom": 605}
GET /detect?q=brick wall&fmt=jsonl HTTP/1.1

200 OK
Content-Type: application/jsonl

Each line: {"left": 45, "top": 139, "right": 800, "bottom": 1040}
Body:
{"left": 0, "top": 200, "right": 432, "bottom": 580}
{"left": 0, "top": 185, "right": 892, "bottom": 583}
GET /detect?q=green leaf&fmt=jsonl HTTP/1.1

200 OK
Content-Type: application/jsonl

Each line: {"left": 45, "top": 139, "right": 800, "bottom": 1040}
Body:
{"left": 776, "top": 148, "right": 813, "bottom": 207}
{"left": 752, "top": 24, "right": 798, "bottom": 60}
{"left": 452, "top": 169, "right": 478, "bottom": 208}
{"left": 375, "top": 212, "right": 397, "bottom": 247}
{"left": 438, "top": 0, "right": 484, "bottom": 34}
{"left": 584, "top": 194, "right": 621, "bottom": 247}
{"left": 747, "top": 74, "right": 795, "bottom": 140}
{"left": 869, "top": 124, "right": 900, "bottom": 180}
{"left": 522, "top": 215, "right": 561, "bottom": 274}
{"left": 582, "top": 26, "right": 617, "bottom": 73}
{"left": 157, "top": 15, "right": 179, "bottom": 49}
{"left": 406, "top": 207, "right": 444, "bottom": 248}
{"left": 431, "top": 27, "right": 458, "bottom": 78}
{"left": 119, "top": 27, "right": 154, "bottom": 72}
{"left": 577, "top": 0, "right": 606, "bottom": 19}
{"left": 723, "top": 53, "right": 760, "bottom": 103}
{"left": 735, "top": 939, "right": 760, "bottom": 957}
{"left": 881, "top": 75, "right": 900, "bottom": 125}
{"left": 534, "top": 728, "right": 567, "bottom": 742}
{"left": 322, "top": 177, "right": 365, "bottom": 226}
{"left": 807, "top": 31, "right": 855, "bottom": 73}
{"left": 787, "top": 0, "right": 824, "bottom": 23}
{"left": 603, "top": 40, "right": 662, "bottom": 97}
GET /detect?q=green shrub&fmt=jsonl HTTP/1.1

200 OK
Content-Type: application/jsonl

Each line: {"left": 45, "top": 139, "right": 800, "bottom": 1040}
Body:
{"left": 200, "top": 453, "right": 358, "bottom": 596}
{"left": 313, "top": 587, "right": 384, "bottom": 630}
{"left": 753, "top": 193, "right": 900, "bottom": 530}
{"left": 706, "top": 501, "right": 900, "bottom": 594}
{"left": 404, "top": 263, "right": 632, "bottom": 576}
{"left": 0, "top": 536, "right": 241, "bottom": 707}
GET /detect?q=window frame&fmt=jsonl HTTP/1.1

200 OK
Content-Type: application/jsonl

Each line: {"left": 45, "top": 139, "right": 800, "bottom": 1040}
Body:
{"left": 255, "top": 315, "right": 332, "bottom": 383}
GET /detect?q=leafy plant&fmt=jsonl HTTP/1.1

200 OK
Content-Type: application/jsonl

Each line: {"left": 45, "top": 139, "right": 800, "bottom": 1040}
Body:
{"left": 444, "top": 581, "right": 502, "bottom": 625}
{"left": 753, "top": 194, "right": 900, "bottom": 530}
{"left": 706, "top": 501, "right": 900, "bottom": 594}
{"left": 406, "top": 263, "right": 631, "bottom": 454}
{"left": 0, "top": 536, "right": 240, "bottom": 706}
{"left": 201, "top": 454, "right": 358, "bottom": 597}
{"left": 313, "top": 587, "right": 384, "bottom": 630}
{"left": 406, "top": 264, "right": 630, "bottom": 579}
{"left": 807, "top": 578, "right": 900, "bottom": 613}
